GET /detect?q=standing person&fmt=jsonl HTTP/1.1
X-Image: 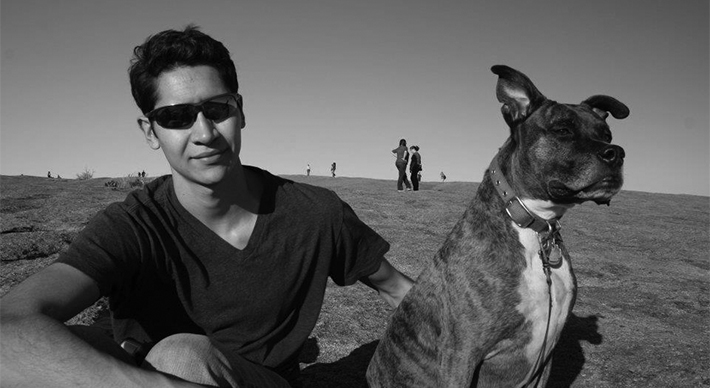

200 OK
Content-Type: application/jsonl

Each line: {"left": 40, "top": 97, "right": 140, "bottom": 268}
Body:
{"left": 391, "top": 139, "right": 411, "bottom": 191}
{"left": 306, "top": 164, "right": 311, "bottom": 176}
{"left": 409, "top": 145, "right": 422, "bottom": 191}
{"left": 331, "top": 161, "right": 336, "bottom": 177}
{"left": 0, "top": 26, "right": 414, "bottom": 388}
{"left": 440, "top": 171, "right": 447, "bottom": 182}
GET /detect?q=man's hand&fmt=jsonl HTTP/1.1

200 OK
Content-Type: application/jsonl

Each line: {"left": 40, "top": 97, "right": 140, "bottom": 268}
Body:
{"left": 363, "top": 259, "right": 414, "bottom": 308}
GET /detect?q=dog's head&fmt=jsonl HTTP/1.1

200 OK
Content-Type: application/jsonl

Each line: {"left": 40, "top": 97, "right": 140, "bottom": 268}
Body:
{"left": 491, "top": 65, "right": 629, "bottom": 205}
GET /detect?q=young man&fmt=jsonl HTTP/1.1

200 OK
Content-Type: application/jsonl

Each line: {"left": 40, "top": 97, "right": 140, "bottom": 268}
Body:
{"left": 0, "top": 26, "right": 414, "bottom": 388}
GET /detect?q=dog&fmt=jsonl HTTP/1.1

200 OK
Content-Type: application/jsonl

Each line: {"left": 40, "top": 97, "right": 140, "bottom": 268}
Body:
{"left": 367, "top": 65, "right": 629, "bottom": 387}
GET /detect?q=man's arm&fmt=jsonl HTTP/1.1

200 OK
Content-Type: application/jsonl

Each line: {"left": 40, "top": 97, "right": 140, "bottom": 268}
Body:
{"left": 362, "top": 259, "right": 414, "bottom": 308}
{"left": 0, "top": 263, "right": 201, "bottom": 388}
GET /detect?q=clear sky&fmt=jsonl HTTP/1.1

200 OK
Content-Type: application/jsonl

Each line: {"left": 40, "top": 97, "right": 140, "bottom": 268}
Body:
{"left": 1, "top": 0, "right": 708, "bottom": 196}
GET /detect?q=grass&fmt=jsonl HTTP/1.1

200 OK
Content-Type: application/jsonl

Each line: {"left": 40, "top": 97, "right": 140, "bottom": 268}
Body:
{"left": 76, "top": 166, "right": 95, "bottom": 180}
{"left": 0, "top": 174, "right": 708, "bottom": 387}
{"left": 104, "top": 173, "right": 150, "bottom": 190}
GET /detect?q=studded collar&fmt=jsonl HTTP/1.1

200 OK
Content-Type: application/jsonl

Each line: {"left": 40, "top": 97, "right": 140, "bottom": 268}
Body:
{"left": 488, "top": 155, "right": 561, "bottom": 234}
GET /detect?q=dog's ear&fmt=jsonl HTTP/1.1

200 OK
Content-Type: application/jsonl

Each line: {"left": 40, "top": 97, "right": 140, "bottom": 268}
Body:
{"left": 491, "top": 65, "right": 546, "bottom": 126}
{"left": 581, "top": 95, "right": 630, "bottom": 120}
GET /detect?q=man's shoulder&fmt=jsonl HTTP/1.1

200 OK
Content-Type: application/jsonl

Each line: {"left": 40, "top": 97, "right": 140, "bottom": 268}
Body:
{"left": 104, "top": 175, "right": 173, "bottom": 216}
{"left": 248, "top": 166, "right": 342, "bottom": 214}
{"left": 278, "top": 177, "right": 340, "bottom": 206}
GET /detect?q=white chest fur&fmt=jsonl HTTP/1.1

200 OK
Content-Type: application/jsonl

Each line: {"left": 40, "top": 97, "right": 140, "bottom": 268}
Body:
{"left": 513, "top": 201, "right": 576, "bottom": 384}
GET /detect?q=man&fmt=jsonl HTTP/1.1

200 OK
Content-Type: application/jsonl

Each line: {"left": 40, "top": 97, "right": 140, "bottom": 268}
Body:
{"left": 0, "top": 26, "right": 413, "bottom": 388}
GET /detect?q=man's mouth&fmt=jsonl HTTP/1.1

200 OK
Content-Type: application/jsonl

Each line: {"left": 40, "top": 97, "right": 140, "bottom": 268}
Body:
{"left": 193, "top": 149, "right": 226, "bottom": 160}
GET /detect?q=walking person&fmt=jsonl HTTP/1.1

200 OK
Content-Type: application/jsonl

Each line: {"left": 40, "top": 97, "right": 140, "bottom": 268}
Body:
{"left": 330, "top": 161, "right": 336, "bottom": 177}
{"left": 391, "top": 139, "right": 411, "bottom": 191}
{"left": 306, "top": 164, "right": 311, "bottom": 176}
{"left": 409, "top": 145, "right": 422, "bottom": 191}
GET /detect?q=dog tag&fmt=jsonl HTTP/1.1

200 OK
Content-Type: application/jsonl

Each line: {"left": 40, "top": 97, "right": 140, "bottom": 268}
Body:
{"left": 547, "top": 244, "right": 563, "bottom": 267}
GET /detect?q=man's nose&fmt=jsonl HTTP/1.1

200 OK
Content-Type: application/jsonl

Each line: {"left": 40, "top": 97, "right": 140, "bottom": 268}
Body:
{"left": 191, "top": 113, "right": 218, "bottom": 144}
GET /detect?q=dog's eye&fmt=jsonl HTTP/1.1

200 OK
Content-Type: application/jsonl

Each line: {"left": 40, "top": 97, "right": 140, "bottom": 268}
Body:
{"left": 551, "top": 127, "right": 573, "bottom": 137}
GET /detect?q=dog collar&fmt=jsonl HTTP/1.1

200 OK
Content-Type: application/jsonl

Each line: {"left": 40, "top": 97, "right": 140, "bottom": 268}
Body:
{"left": 488, "top": 155, "right": 560, "bottom": 234}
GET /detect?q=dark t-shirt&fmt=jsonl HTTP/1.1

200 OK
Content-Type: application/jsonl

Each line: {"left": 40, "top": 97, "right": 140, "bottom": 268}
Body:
{"left": 410, "top": 152, "right": 421, "bottom": 171}
{"left": 56, "top": 166, "right": 388, "bottom": 373}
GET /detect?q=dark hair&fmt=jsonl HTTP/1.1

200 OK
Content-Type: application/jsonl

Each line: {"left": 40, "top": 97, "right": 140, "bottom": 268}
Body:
{"left": 399, "top": 139, "right": 407, "bottom": 147}
{"left": 410, "top": 145, "right": 419, "bottom": 151}
{"left": 128, "top": 25, "right": 239, "bottom": 114}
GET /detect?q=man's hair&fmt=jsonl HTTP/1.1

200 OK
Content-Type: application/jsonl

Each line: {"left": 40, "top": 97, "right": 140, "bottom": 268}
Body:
{"left": 128, "top": 25, "right": 239, "bottom": 114}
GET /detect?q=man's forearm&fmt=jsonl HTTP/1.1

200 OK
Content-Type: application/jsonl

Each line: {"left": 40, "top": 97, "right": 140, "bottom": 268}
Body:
{"left": 366, "top": 259, "right": 415, "bottom": 308}
{"left": 0, "top": 314, "right": 200, "bottom": 388}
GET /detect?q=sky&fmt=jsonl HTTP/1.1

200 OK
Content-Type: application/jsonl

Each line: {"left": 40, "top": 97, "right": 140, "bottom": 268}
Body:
{"left": 1, "top": 0, "right": 708, "bottom": 196}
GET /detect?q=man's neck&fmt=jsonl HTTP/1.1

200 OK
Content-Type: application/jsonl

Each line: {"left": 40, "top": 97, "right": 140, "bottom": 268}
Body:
{"left": 172, "top": 166, "right": 262, "bottom": 222}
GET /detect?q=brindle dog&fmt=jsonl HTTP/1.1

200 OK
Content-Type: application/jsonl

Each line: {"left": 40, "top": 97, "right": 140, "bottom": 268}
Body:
{"left": 367, "top": 65, "right": 629, "bottom": 387}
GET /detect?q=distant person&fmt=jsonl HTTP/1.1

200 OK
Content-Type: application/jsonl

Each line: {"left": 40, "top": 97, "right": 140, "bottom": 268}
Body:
{"left": 57, "top": 175, "right": 61, "bottom": 179}
{"left": 440, "top": 171, "right": 447, "bottom": 182}
{"left": 331, "top": 161, "right": 337, "bottom": 177}
{"left": 306, "top": 164, "right": 311, "bottom": 176}
{"left": 0, "top": 26, "right": 414, "bottom": 388}
{"left": 391, "top": 139, "right": 411, "bottom": 191}
{"left": 141, "top": 170, "right": 146, "bottom": 178}
{"left": 409, "top": 145, "right": 422, "bottom": 191}
{"left": 47, "top": 171, "right": 52, "bottom": 178}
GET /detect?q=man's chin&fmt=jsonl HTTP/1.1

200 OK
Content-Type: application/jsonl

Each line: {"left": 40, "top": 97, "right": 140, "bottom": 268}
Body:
{"left": 173, "top": 166, "right": 234, "bottom": 188}
{"left": 199, "top": 168, "right": 233, "bottom": 187}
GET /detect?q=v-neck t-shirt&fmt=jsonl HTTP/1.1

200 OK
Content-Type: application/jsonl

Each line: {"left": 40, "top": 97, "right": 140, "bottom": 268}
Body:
{"left": 56, "top": 166, "right": 389, "bottom": 372}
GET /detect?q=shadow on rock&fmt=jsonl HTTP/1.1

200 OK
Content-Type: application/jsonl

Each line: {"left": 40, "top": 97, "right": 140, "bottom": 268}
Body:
{"left": 299, "top": 340, "right": 378, "bottom": 388}
{"left": 547, "top": 313, "right": 603, "bottom": 388}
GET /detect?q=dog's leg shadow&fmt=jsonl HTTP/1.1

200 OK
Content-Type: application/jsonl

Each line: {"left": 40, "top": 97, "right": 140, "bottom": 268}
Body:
{"left": 546, "top": 313, "right": 603, "bottom": 388}
{"left": 299, "top": 338, "right": 378, "bottom": 388}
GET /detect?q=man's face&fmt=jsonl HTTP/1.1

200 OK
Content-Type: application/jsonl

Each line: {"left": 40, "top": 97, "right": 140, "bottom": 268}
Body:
{"left": 139, "top": 65, "right": 244, "bottom": 188}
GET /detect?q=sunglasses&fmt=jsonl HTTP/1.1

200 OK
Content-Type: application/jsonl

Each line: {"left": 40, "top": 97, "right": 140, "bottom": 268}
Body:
{"left": 145, "top": 93, "right": 241, "bottom": 129}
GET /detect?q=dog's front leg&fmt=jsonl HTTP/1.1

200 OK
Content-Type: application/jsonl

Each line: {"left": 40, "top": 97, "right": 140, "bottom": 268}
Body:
{"left": 375, "top": 272, "right": 489, "bottom": 387}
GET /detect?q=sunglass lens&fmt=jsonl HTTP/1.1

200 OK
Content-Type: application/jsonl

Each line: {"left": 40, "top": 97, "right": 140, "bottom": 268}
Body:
{"left": 202, "top": 101, "right": 235, "bottom": 122}
{"left": 155, "top": 106, "right": 196, "bottom": 129}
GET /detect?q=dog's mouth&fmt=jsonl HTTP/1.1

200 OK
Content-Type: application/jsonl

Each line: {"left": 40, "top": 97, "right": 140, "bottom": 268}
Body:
{"left": 548, "top": 176, "right": 623, "bottom": 205}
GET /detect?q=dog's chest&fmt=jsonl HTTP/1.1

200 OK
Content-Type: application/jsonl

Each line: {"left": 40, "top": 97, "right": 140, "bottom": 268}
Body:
{"left": 514, "top": 226, "right": 576, "bottom": 378}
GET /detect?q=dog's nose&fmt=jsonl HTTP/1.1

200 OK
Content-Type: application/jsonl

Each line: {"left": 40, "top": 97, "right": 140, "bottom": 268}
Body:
{"left": 598, "top": 145, "right": 625, "bottom": 167}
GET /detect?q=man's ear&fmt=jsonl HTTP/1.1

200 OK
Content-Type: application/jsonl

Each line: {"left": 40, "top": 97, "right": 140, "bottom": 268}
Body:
{"left": 237, "top": 96, "right": 246, "bottom": 129}
{"left": 137, "top": 117, "right": 161, "bottom": 150}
